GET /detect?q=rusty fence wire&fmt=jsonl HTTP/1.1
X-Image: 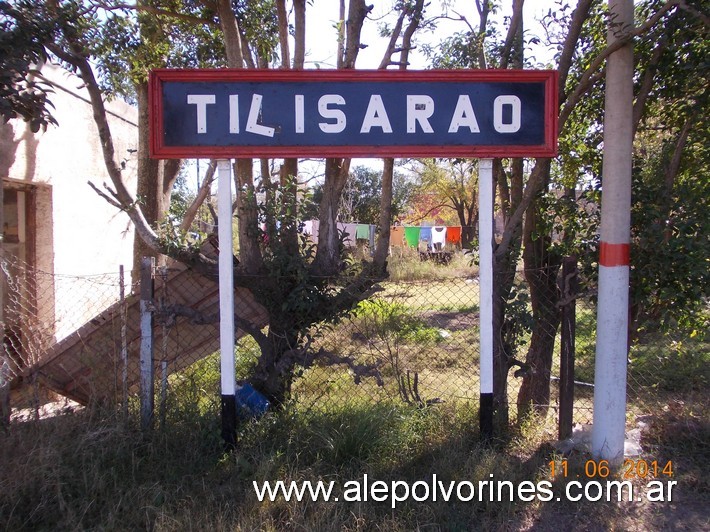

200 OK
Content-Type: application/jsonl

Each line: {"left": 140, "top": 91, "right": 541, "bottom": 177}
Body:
{"left": 2, "top": 250, "right": 703, "bottom": 430}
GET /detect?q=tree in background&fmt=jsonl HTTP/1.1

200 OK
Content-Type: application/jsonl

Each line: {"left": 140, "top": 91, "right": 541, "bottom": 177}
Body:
{"left": 411, "top": 158, "right": 479, "bottom": 246}
{"left": 425, "top": 0, "right": 703, "bottom": 422}
{"left": 306, "top": 165, "right": 416, "bottom": 225}
{"left": 629, "top": 0, "right": 709, "bottom": 338}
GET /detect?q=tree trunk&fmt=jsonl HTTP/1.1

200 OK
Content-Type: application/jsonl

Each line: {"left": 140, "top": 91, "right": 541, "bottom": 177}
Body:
{"left": 276, "top": 2, "right": 302, "bottom": 258}
{"left": 489, "top": 0, "right": 526, "bottom": 426}
{"left": 517, "top": 213, "right": 561, "bottom": 419}
{"left": 133, "top": 82, "right": 181, "bottom": 276}
{"left": 461, "top": 225, "right": 475, "bottom": 249}
{"left": 342, "top": 0, "right": 369, "bottom": 68}
{"left": 373, "top": 158, "right": 394, "bottom": 274}
{"left": 251, "top": 323, "right": 299, "bottom": 407}
{"left": 312, "top": 158, "right": 350, "bottom": 276}
{"left": 517, "top": 159, "right": 562, "bottom": 418}
{"left": 492, "top": 238, "right": 521, "bottom": 427}
{"left": 234, "top": 159, "right": 263, "bottom": 274}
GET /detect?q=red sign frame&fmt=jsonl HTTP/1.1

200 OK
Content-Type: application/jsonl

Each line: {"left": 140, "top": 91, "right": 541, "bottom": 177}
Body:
{"left": 149, "top": 69, "right": 558, "bottom": 159}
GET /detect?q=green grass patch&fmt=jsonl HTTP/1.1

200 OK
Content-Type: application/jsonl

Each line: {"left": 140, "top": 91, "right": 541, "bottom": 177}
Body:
{"left": 628, "top": 337, "right": 710, "bottom": 394}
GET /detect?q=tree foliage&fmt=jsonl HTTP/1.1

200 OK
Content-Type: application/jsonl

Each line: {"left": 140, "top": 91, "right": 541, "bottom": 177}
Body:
{"left": 410, "top": 158, "right": 479, "bottom": 245}
{"left": 307, "top": 165, "right": 416, "bottom": 225}
{"left": 0, "top": 0, "right": 62, "bottom": 130}
{"left": 629, "top": 0, "right": 709, "bottom": 335}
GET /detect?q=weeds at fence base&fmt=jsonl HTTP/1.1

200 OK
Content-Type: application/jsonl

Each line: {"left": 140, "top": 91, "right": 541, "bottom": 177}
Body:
{"left": 3, "top": 393, "right": 707, "bottom": 530}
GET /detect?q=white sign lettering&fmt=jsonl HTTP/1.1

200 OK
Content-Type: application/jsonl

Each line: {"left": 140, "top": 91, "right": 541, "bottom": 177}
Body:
{"left": 361, "top": 95, "right": 393, "bottom": 133}
{"left": 187, "top": 93, "right": 526, "bottom": 136}
{"left": 407, "top": 95, "right": 435, "bottom": 133}
{"left": 187, "top": 94, "right": 215, "bottom": 133}
{"left": 493, "top": 95, "right": 521, "bottom": 133}
{"left": 448, "top": 95, "right": 480, "bottom": 133}
{"left": 318, "top": 94, "right": 346, "bottom": 133}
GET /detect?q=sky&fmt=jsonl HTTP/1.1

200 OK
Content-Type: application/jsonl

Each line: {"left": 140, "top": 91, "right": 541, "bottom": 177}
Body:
{"left": 304, "top": 0, "right": 556, "bottom": 70}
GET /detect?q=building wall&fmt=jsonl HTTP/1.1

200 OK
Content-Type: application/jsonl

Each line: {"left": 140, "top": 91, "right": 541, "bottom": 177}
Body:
{"left": 1, "top": 64, "right": 140, "bottom": 340}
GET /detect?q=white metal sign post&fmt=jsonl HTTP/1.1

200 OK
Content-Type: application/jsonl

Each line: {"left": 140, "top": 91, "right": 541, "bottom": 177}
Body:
{"left": 478, "top": 159, "right": 494, "bottom": 438}
{"left": 217, "top": 159, "right": 237, "bottom": 447}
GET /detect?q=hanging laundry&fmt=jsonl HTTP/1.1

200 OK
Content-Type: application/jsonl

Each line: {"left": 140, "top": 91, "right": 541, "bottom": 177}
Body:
{"left": 337, "top": 222, "right": 358, "bottom": 247}
{"left": 419, "top": 226, "right": 432, "bottom": 243}
{"left": 446, "top": 226, "right": 462, "bottom": 245}
{"left": 368, "top": 225, "right": 376, "bottom": 250}
{"left": 346, "top": 223, "right": 358, "bottom": 247}
{"left": 356, "top": 224, "right": 370, "bottom": 240}
{"left": 431, "top": 226, "right": 447, "bottom": 250}
{"left": 390, "top": 226, "right": 405, "bottom": 246}
{"left": 404, "top": 226, "right": 421, "bottom": 248}
{"left": 310, "top": 220, "right": 319, "bottom": 243}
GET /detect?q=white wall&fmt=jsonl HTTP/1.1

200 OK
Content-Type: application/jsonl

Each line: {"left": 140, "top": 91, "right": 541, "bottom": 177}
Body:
{"left": 1, "top": 64, "right": 140, "bottom": 339}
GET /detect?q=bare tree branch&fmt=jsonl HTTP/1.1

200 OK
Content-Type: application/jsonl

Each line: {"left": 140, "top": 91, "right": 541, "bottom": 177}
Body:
{"left": 179, "top": 160, "right": 217, "bottom": 233}
{"left": 87, "top": 181, "right": 122, "bottom": 209}
{"left": 500, "top": 0, "right": 525, "bottom": 69}
{"left": 96, "top": 2, "right": 217, "bottom": 26}
{"left": 276, "top": 0, "right": 291, "bottom": 68}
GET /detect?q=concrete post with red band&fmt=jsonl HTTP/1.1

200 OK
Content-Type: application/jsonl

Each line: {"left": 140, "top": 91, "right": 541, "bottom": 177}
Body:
{"left": 592, "top": 0, "right": 634, "bottom": 465}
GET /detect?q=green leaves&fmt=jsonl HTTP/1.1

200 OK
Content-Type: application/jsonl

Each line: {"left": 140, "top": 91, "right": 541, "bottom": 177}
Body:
{"left": 0, "top": 0, "right": 56, "bottom": 129}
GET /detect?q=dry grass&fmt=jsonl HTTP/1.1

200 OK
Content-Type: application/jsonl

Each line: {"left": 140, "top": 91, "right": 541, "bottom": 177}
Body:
{"left": 2, "top": 395, "right": 708, "bottom": 531}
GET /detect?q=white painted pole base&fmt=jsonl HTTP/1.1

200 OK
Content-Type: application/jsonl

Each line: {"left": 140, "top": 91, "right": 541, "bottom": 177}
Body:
{"left": 592, "top": 264, "right": 630, "bottom": 464}
{"left": 217, "top": 159, "right": 237, "bottom": 446}
{"left": 478, "top": 158, "right": 494, "bottom": 438}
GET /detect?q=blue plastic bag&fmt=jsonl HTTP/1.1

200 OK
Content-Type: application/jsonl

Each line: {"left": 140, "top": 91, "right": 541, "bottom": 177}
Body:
{"left": 235, "top": 382, "right": 270, "bottom": 419}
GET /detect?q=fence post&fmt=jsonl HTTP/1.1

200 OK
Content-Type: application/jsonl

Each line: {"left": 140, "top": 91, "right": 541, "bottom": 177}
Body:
{"left": 159, "top": 267, "right": 169, "bottom": 430}
{"left": 0, "top": 182, "right": 7, "bottom": 426}
{"left": 559, "top": 256, "right": 578, "bottom": 440}
{"left": 140, "top": 256, "right": 155, "bottom": 431}
{"left": 119, "top": 265, "right": 128, "bottom": 418}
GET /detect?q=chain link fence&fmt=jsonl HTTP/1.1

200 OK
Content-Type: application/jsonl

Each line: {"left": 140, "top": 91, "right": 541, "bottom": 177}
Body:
{"left": 2, "top": 249, "right": 704, "bottom": 430}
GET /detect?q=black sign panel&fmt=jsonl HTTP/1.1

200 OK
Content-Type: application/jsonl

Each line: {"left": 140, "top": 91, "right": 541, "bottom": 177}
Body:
{"left": 150, "top": 69, "right": 558, "bottom": 158}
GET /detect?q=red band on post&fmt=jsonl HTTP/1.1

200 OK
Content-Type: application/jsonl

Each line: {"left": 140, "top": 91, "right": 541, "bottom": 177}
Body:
{"left": 599, "top": 242, "right": 630, "bottom": 267}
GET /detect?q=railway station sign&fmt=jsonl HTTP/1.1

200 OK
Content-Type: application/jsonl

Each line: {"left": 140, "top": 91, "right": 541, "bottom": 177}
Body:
{"left": 149, "top": 69, "right": 557, "bottom": 159}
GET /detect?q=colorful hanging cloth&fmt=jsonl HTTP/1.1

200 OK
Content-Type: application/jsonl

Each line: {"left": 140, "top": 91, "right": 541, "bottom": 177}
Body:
{"left": 419, "top": 226, "right": 432, "bottom": 242}
{"left": 404, "top": 226, "right": 421, "bottom": 248}
{"left": 431, "top": 226, "right": 447, "bottom": 246}
{"left": 309, "top": 220, "right": 319, "bottom": 243}
{"left": 356, "top": 224, "right": 370, "bottom": 239}
{"left": 337, "top": 222, "right": 357, "bottom": 247}
{"left": 446, "top": 226, "right": 462, "bottom": 245}
{"left": 390, "top": 226, "right": 405, "bottom": 246}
